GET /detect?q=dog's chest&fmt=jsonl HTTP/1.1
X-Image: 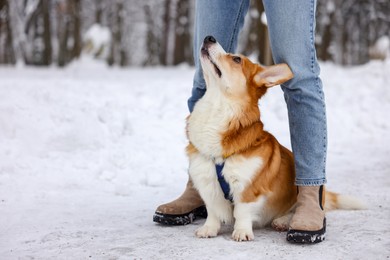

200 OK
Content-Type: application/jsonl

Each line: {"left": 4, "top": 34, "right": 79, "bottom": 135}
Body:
{"left": 187, "top": 91, "right": 234, "bottom": 158}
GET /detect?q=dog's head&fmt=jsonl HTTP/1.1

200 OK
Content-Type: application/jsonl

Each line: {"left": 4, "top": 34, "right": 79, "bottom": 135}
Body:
{"left": 200, "top": 36, "right": 294, "bottom": 103}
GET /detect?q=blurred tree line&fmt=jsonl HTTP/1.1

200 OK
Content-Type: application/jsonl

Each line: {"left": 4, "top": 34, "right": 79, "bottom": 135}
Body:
{"left": 0, "top": 0, "right": 389, "bottom": 67}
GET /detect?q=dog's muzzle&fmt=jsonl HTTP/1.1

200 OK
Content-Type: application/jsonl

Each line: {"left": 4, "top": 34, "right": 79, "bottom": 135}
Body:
{"left": 201, "top": 36, "right": 222, "bottom": 77}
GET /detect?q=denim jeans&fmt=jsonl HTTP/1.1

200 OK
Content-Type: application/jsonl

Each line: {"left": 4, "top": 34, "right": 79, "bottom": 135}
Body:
{"left": 188, "top": 0, "right": 327, "bottom": 186}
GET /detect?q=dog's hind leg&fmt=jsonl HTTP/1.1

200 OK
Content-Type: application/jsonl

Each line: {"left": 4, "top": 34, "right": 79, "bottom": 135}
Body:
{"left": 271, "top": 204, "right": 296, "bottom": 232}
{"left": 271, "top": 213, "right": 293, "bottom": 232}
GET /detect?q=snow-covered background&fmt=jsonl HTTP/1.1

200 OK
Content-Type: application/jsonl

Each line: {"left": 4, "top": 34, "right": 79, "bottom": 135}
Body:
{"left": 1, "top": 58, "right": 389, "bottom": 259}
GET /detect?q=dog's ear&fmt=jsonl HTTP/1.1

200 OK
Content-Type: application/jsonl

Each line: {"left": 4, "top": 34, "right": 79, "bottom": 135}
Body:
{"left": 253, "top": 64, "right": 294, "bottom": 88}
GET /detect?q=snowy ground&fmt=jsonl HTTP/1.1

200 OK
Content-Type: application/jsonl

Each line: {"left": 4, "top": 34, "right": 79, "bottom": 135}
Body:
{"left": 0, "top": 59, "right": 389, "bottom": 259}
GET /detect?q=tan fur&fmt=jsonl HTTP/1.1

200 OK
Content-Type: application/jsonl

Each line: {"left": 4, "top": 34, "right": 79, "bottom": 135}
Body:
{"left": 186, "top": 142, "right": 198, "bottom": 157}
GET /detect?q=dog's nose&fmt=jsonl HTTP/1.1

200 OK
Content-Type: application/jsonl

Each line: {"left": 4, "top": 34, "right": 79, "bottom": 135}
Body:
{"left": 204, "top": 36, "right": 216, "bottom": 44}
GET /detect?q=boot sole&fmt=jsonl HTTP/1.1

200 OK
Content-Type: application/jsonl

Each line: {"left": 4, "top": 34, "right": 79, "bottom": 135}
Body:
{"left": 153, "top": 205, "right": 207, "bottom": 226}
{"left": 286, "top": 218, "right": 326, "bottom": 244}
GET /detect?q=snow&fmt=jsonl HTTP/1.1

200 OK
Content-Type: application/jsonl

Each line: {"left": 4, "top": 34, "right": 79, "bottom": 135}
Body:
{"left": 83, "top": 24, "right": 112, "bottom": 59}
{"left": 84, "top": 24, "right": 112, "bottom": 46}
{"left": 1, "top": 59, "right": 390, "bottom": 259}
{"left": 369, "top": 36, "right": 390, "bottom": 60}
{"left": 261, "top": 12, "right": 268, "bottom": 26}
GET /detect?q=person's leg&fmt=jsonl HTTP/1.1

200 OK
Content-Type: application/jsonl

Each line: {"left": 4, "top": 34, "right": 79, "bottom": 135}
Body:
{"left": 262, "top": 0, "right": 327, "bottom": 243}
{"left": 154, "top": 0, "right": 250, "bottom": 225}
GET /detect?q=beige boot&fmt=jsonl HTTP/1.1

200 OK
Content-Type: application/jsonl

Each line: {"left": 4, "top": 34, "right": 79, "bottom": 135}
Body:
{"left": 153, "top": 178, "right": 206, "bottom": 225}
{"left": 287, "top": 185, "right": 326, "bottom": 244}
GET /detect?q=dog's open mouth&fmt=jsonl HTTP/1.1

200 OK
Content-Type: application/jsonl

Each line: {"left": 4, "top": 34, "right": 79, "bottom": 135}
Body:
{"left": 201, "top": 47, "right": 222, "bottom": 78}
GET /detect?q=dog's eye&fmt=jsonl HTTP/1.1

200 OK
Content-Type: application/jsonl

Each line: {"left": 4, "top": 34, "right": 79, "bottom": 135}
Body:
{"left": 232, "top": 56, "right": 241, "bottom": 64}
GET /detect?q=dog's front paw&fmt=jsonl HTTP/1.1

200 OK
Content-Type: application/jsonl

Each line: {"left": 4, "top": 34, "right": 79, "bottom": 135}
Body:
{"left": 196, "top": 225, "right": 218, "bottom": 238}
{"left": 232, "top": 229, "right": 254, "bottom": 242}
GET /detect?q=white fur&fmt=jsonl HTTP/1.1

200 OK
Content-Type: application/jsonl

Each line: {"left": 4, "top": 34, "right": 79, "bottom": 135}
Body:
{"left": 188, "top": 152, "right": 233, "bottom": 228}
{"left": 187, "top": 87, "right": 237, "bottom": 162}
{"left": 232, "top": 202, "right": 256, "bottom": 241}
{"left": 223, "top": 156, "right": 263, "bottom": 200}
{"left": 337, "top": 195, "right": 367, "bottom": 210}
{"left": 232, "top": 197, "right": 267, "bottom": 241}
{"left": 188, "top": 151, "right": 271, "bottom": 240}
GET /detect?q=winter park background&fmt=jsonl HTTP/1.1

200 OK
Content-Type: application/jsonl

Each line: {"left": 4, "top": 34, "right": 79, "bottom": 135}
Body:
{"left": 1, "top": 1, "right": 390, "bottom": 259}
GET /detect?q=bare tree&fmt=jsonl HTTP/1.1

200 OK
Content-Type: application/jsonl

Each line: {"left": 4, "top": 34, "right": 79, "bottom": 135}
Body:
{"left": 159, "top": 0, "right": 171, "bottom": 65}
{"left": 143, "top": 3, "right": 161, "bottom": 66}
{"left": 172, "top": 0, "right": 191, "bottom": 65}
{"left": 254, "top": 1, "right": 272, "bottom": 65}
{"left": 4, "top": 0, "right": 388, "bottom": 67}
{"left": 95, "top": 0, "right": 103, "bottom": 24}
{"left": 23, "top": 0, "right": 52, "bottom": 65}
{"left": 57, "top": 0, "right": 82, "bottom": 67}
{"left": 41, "top": 0, "right": 51, "bottom": 65}
{"left": 71, "top": 0, "right": 82, "bottom": 59}
{"left": 107, "top": 0, "right": 128, "bottom": 66}
{"left": 0, "top": 0, "right": 16, "bottom": 64}
{"left": 239, "top": 1, "right": 272, "bottom": 65}
{"left": 317, "top": 0, "right": 390, "bottom": 65}
{"left": 315, "top": 0, "right": 335, "bottom": 62}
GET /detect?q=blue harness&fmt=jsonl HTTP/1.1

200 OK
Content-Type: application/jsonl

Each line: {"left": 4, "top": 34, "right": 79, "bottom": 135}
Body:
{"left": 215, "top": 163, "right": 233, "bottom": 202}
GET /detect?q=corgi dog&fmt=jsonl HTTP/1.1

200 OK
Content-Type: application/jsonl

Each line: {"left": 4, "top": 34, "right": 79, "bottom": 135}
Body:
{"left": 186, "top": 36, "right": 363, "bottom": 242}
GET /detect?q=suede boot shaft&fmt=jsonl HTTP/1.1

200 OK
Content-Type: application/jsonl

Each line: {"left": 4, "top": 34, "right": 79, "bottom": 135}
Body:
{"left": 155, "top": 178, "right": 204, "bottom": 215}
{"left": 289, "top": 186, "right": 325, "bottom": 231}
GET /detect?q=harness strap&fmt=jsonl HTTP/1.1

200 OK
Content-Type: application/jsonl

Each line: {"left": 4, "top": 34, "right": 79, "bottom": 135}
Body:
{"left": 215, "top": 163, "right": 233, "bottom": 202}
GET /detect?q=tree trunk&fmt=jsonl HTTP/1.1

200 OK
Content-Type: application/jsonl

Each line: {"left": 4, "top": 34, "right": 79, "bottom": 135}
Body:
{"left": 117, "top": 1, "right": 127, "bottom": 66}
{"left": 318, "top": 10, "right": 334, "bottom": 62}
{"left": 254, "top": 1, "right": 272, "bottom": 65}
{"left": 41, "top": 0, "right": 52, "bottom": 65}
{"left": 160, "top": 0, "right": 171, "bottom": 65}
{"left": 57, "top": 15, "right": 70, "bottom": 67}
{"left": 71, "top": 0, "right": 82, "bottom": 59}
{"left": 143, "top": 4, "right": 159, "bottom": 66}
{"left": 0, "top": 0, "right": 16, "bottom": 64}
{"left": 57, "top": 1, "right": 69, "bottom": 66}
{"left": 108, "top": 0, "right": 128, "bottom": 66}
{"left": 173, "top": 0, "right": 190, "bottom": 65}
{"left": 95, "top": 0, "right": 103, "bottom": 24}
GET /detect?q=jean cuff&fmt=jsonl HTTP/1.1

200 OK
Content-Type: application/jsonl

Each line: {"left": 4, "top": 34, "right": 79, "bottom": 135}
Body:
{"left": 295, "top": 178, "right": 327, "bottom": 186}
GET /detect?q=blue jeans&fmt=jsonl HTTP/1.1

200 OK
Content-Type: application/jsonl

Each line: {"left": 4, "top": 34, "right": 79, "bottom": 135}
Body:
{"left": 188, "top": 0, "right": 327, "bottom": 186}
